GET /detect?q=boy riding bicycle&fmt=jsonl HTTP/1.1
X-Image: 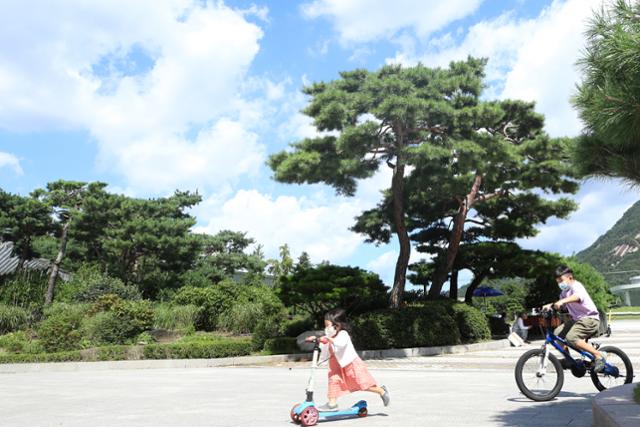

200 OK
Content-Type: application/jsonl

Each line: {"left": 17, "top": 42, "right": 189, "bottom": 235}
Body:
{"left": 542, "top": 265, "right": 607, "bottom": 372}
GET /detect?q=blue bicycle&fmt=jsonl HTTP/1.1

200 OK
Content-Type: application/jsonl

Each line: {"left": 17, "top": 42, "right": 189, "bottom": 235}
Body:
{"left": 515, "top": 309, "right": 633, "bottom": 401}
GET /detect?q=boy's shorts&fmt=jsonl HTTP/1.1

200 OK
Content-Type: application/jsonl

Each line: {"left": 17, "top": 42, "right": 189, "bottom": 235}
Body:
{"left": 554, "top": 317, "right": 599, "bottom": 345}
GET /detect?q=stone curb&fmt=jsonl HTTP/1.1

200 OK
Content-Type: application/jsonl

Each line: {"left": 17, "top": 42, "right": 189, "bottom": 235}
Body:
{"left": 0, "top": 339, "right": 510, "bottom": 374}
{"left": 592, "top": 383, "right": 640, "bottom": 427}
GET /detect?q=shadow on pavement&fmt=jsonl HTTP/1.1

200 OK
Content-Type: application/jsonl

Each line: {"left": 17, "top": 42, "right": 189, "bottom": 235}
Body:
{"left": 495, "top": 392, "right": 596, "bottom": 427}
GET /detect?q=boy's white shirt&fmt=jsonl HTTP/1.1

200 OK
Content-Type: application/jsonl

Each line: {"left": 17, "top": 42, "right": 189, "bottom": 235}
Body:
{"left": 320, "top": 330, "right": 358, "bottom": 368}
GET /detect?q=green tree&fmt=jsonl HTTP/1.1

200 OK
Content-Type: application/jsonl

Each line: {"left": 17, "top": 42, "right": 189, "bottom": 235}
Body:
{"left": 354, "top": 100, "right": 578, "bottom": 299}
{"left": 184, "top": 231, "right": 267, "bottom": 286}
{"left": 278, "top": 264, "right": 388, "bottom": 326}
{"left": 31, "top": 181, "right": 108, "bottom": 305}
{"left": 270, "top": 58, "right": 490, "bottom": 307}
{"left": 0, "top": 190, "right": 52, "bottom": 265}
{"left": 267, "top": 244, "right": 295, "bottom": 284}
{"left": 573, "top": 0, "right": 640, "bottom": 183}
{"left": 73, "top": 190, "right": 202, "bottom": 298}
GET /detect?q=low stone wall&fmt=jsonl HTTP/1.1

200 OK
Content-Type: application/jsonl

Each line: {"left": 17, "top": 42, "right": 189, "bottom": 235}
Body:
{"left": 592, "top": 383, "right": 640, "bottom": 427}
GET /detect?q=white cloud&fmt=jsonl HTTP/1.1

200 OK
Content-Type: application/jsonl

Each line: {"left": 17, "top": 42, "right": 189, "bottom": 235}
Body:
{"left": 302, "top": 0, "right": 483, "bottom": 44}
{"left": 389, "top": 0, "right": 602, "bottom": 137}
{"left": 0, "top": 0, "right": 268, "bottom": 193}
{"left": 0, "top": 151, "right": 23, "bottom": 175}
{"left": 193, "top": 189, "right": 365, "bottom": 263}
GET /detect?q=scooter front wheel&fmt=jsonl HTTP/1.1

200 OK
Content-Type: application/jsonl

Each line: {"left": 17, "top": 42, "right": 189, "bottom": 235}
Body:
{"left": 300, "top": 406, "right": 319, "bottom": 426}
{"left": 290, "top": 403, "right": 301, "bottom": 424}
{"left": 515, "top": 348, "right": 564, "bottom": 401}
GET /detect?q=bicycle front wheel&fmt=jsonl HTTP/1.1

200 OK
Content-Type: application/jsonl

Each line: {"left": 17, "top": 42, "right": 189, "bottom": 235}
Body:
{"left": 590, "top": 346, "right": 634, "bottom": 391}
{"left": 515, "top": 348, "right": 564, "bottom": 401}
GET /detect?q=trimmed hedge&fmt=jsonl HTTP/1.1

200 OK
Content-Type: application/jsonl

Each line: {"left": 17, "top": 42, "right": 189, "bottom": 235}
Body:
{"left": 263, "top": 337, "right": 299, "bottom": 354}
{"left": 143, "top": 340, "right": 252, "bottom": 359}
{"left": 0, "top": 350, "right": 84, "bottom": 364}
{"left": 351, "top": 303, "right": 462, "bottom": 350}
{"left": 449, "top": 303, "right": 491, "bottom": 343}
{"left": 350, "top": 302, "right": 490, "bottom": 350}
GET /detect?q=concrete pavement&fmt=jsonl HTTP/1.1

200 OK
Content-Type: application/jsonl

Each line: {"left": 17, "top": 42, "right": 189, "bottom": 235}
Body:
{"left": 0, "top": 320, "right": 638, "bottom": 426}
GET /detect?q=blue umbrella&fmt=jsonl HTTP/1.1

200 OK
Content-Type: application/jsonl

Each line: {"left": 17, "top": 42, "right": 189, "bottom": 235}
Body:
{"left": 472, "top": 286, "right": 504, "bottom": 311}
{"left": 473, "top": 286, "right": 504, "bottom": 297}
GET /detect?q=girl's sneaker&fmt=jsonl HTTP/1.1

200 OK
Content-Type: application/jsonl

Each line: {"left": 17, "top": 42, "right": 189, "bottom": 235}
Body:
{"left": 381, "top": 385, "right": 390, "bottom": 406}
{"left": 318, "top": 402, "right": 339, "bottom": 412}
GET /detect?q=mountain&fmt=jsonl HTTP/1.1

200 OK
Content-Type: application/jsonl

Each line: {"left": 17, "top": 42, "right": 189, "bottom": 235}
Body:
{"left": 576, "top": 200, "right": 640, "bottom": 287}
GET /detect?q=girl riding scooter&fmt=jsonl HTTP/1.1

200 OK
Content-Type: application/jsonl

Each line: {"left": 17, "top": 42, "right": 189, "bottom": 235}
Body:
{"left": 305, "top": 308, "right": 390, "bottom": 411}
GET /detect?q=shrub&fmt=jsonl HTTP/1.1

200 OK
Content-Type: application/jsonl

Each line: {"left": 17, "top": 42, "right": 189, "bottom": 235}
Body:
{"left": 95, "top": 345, "right": 130, "bottom": 361}
{"left": 153, "top": 304, "right": 198, "bottom": 332}
{"left": 173, "top": 283, "right": 238, "bottom": 330}
{"left": 263, "top": 337, "right": 299, "bottom": 354}
{"left": 251, "top": 316, "right": 283, "bottom": 351}
{"left": 82, "top": 312, "right": 130, "bottom": 345}
{"left": 0, "top": 331, "right": 43, "bottom": 354}
{"left": 448, "top": 303, "right": 491, "bottom": 343}
{"left": 0, "top": 304, "right": 30, "bottom": 334}
{"left": 84, "top": 296, "right": 154, "bottom": 345}
{"left": 278, "top": 264, "right": 388, "bottom": 325}
{"left": 351, "top": 303, "right": 461, "bottom": 350}
{"left": 142, "top": 339, "right": 252, "bottom": 359}
{"left": 217, "top": 302, "right": 262, "bottom": 334}
{"left": 282, "top": 316, "right": 315, "bottom": 338}
{"left": 174, "top": 281, "right": 286, "bottom": 333}
{"left": 0, "top": 350, "right": 83, "bottom": 364}
{"left": 58, "top": 265, "right": 141, "bottom": 303}
{"left": 37, "top": 304, "right": 87, "bottom": 352}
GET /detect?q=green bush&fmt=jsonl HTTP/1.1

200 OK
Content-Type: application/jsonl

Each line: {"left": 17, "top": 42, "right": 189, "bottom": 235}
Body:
{"left": 58, "top": 265, "right": 141, "bottom": 303}
{"left": 143, "top": 339, "right": 252, "bottom": 359}
{"left": 0, "top": 303, "right": 30, "bottom": 334}
{"left": 82, "top": 312, "right": 130, "bottom": 345}
{"left": 449, "top": 303, "right": 491, "bottom": 343}
{"left": 173, "top": 283, "right": 237, "bottom": 330}
{"left": 84, "top": 296, "right": 154, "bottom": 345}
{"left": 153, "top": 304, "right": 198, "bottom": 332}
{"left": 263, "top": 337, "right": 299, "bottom": 354}
{"left": 351, "top": 303, "right": 461, "bottom": 350}
{"left": 37, "top": 303, "right": 88, "bottom": 352}
{"left": 174, "top": 281, "right": 285, "bottom": 333}
{"left": 0, "top": 331, "right": 43, "bottom": 354}
{"left": 0, "top": 350, "right": 83, "bottom": 364}
{"left": 251, "top": 316, "right": 283, "bottom": 351}
{"left": 95, "top": 345, "right": 131, "bottom": 361}
{"left": 282, "top": 316, "right": 315, "bottom": 337}
{"left": 218, "top": 302, "right": 263, "bottom": 334}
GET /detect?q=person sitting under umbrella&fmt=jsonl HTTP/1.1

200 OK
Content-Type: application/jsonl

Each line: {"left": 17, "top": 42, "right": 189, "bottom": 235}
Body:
{"left": 511, "top": 312, "right": 531, "bottom": 343}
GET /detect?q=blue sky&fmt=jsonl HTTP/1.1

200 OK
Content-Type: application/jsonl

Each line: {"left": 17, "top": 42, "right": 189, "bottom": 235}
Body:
{"left": 1, "top": 0, "right": 638, "bottom": 289}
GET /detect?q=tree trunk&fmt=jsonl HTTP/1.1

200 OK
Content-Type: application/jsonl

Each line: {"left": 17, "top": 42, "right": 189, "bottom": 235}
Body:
{"left": 429, "top": 174, "right": 482, "bottom": 298}
{"left": 450, "top": 269, "right": 458, "bottom": 300}
{"left": 45, "top": 219, "right": 71, "bottom": 305}
{"left": 465, "top": 272, "right": 487, "bottom": 304}
{"left": 389, "top": 153, "right": 410, "bottom": 309}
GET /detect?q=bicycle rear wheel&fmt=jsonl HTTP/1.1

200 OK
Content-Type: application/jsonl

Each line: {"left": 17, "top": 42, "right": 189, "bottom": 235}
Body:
{"left": 515, "top": 348, "right": 564, "bottom": 401}
{"left": 590, "top": 346, "right": 634, "bottom": 391}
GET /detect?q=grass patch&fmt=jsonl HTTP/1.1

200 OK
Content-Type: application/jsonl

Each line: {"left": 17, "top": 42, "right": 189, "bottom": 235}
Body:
{"left": 634, "top": 384, "right": 640, "bottom": 405}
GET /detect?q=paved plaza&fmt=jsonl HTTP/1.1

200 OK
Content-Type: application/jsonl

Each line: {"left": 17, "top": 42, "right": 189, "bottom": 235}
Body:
{"left": 1, "top": 320, "right": 639, "bottom": 426}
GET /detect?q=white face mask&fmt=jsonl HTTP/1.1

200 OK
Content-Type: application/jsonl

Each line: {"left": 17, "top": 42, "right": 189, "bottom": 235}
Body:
{"left": 324, "top": 326, "right": 336, "bottom": 337}
{"left": 558, "top": 281, "right": 570, "bottom": 291}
